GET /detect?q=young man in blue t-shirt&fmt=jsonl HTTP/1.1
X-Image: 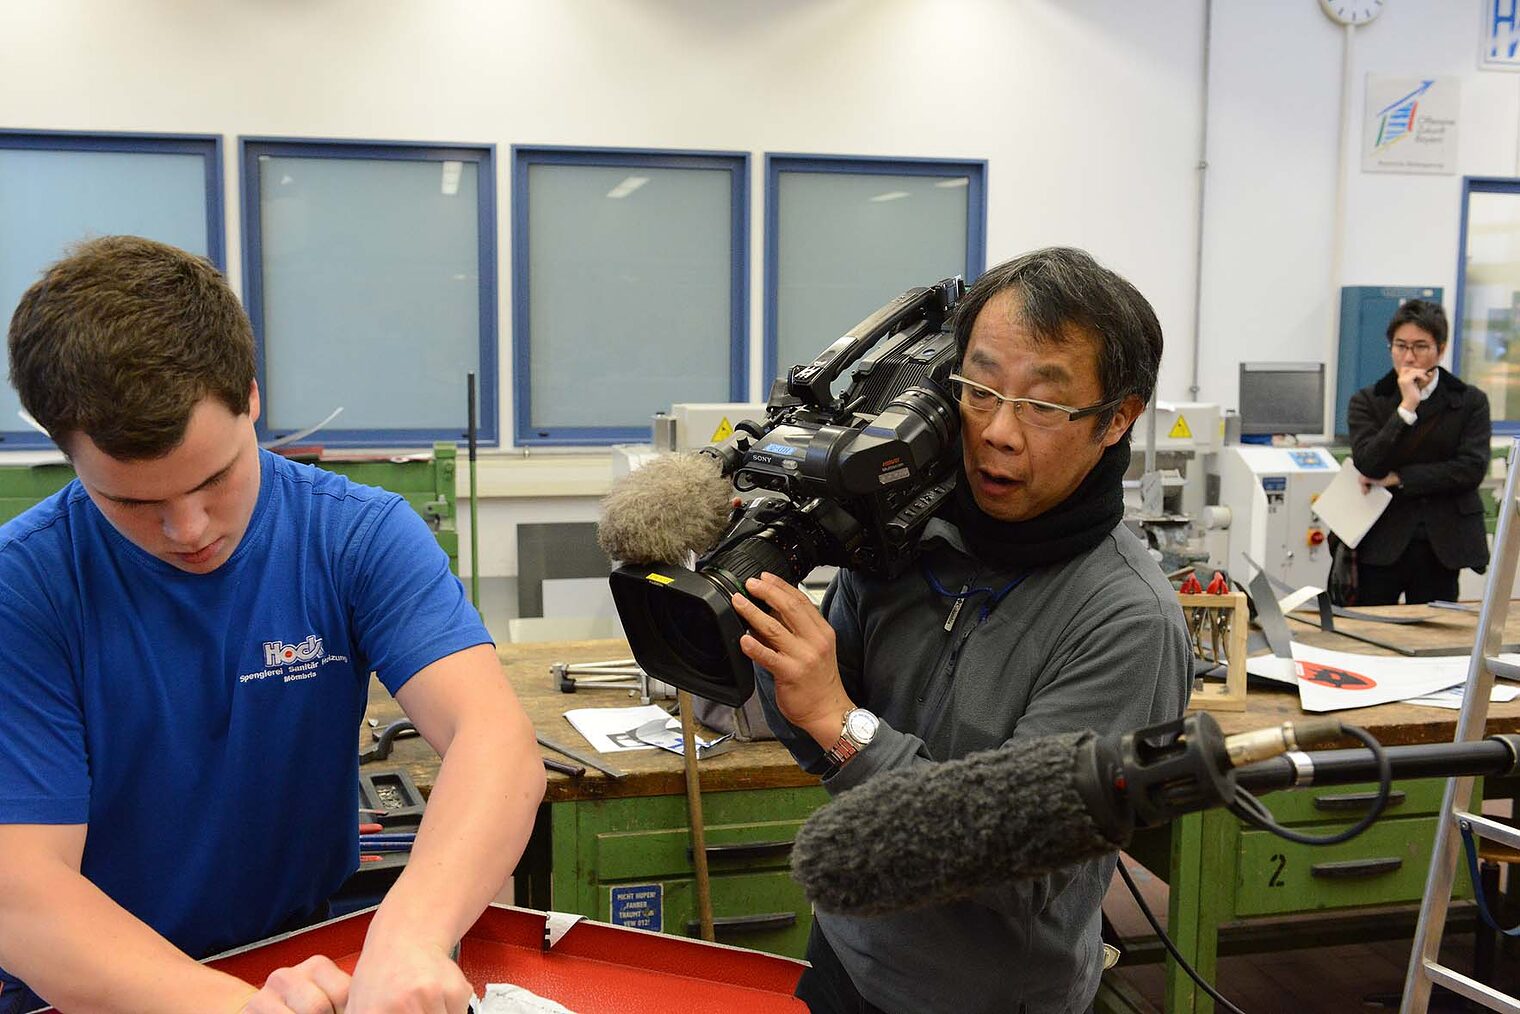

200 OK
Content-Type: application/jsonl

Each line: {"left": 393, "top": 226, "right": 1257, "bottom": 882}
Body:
{"left": 0, "top": 236, "right": 547, "bottom": 1014}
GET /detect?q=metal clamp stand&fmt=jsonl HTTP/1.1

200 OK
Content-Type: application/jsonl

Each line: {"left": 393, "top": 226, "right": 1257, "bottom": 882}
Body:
{"left": 550, "top": 658, "right": 676, "bottom": 706}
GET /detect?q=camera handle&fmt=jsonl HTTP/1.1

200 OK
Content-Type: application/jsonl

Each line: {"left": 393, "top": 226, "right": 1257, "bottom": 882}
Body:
{"left": 788, "top": 278, "right": 963, "bottom": 411}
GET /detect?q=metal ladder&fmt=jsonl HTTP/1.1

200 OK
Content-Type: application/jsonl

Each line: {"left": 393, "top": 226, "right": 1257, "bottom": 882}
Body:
{"left": 1403, "top": 438, "right": 1520, "bottom": 1013}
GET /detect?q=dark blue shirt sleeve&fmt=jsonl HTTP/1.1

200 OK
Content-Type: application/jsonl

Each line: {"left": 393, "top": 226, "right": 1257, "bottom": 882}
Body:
{"left": 342, "top": 498, "right": 494, "bottom": 696}
{"left": 0, "top": 555, "right": 89, "bottom": 824}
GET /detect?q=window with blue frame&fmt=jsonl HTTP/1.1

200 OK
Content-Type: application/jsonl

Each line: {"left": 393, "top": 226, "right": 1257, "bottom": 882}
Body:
{"left": 512, "top": 147, "right": 748, "bottom": 445}
{"left": 764, "top": 155, "right": 986, "bottom": 386}
{"left": 241, "top": 138, "right": 497, "bottom": 447}
{"left": 0, "top": 130, "right": 223, "bottom": 449}
{"left": 1456, "top": 177, "right": 1520, "bottom": 434}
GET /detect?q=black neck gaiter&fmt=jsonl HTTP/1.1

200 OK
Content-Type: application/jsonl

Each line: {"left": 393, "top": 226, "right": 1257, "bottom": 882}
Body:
{"left": 946, "top": 435, "right": 1130, "bottom": 571}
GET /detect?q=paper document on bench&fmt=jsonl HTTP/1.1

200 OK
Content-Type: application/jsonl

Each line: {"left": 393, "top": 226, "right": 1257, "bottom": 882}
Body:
{"left": 1309, "top": 459, "right": 1390, "bottom": 549}
{"left": 1246, "top": 643, "right": 1469, "bottom": 712}
{"left": 562, "top": 704, "right": 673, "bottom": 752}
{"left": 1406, "top": 684, "right": 1520, "bottom": 710}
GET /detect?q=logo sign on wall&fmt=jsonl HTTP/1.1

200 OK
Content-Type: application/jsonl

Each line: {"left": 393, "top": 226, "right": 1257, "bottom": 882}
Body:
{"left": 1481, "top": 1, "right": 1520, "bottom": 71}
{"left": 1362, "top": 76, "right": 1460, "bottom": 175}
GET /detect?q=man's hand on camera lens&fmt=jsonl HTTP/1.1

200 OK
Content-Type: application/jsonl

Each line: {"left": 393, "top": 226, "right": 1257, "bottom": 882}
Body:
{"left": 733, "top": 573, "right": 854, "bottom": 750}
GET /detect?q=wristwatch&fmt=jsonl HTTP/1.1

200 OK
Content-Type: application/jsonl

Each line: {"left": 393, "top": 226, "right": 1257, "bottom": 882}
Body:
{"left": 824, "top": 708, "right": 879, "bottom": 769}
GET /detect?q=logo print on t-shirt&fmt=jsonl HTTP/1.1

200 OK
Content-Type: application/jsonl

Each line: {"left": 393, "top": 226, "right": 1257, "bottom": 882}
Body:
{"left": 239, "top": 633, "right": 346, "bottom": 685}
{"left": 263, "top": 634, "right": 325, "bottom": 667}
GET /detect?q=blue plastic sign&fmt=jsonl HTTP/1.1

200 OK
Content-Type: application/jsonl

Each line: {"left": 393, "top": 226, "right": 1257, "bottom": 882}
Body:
{"left": 609, "top": 884, "right": 662, "bottom": 932}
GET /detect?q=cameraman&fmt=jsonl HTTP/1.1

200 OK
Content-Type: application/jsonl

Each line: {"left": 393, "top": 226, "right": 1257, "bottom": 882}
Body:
{"left": 737, "top": 248, "right": 1191, "bottom": 1014}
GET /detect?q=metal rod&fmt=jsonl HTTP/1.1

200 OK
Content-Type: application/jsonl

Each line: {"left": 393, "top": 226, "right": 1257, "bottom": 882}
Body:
{"left": 534, "top": 732, "right": 625, "bottom": 779}
{"left": 467, "top": 371, "right": 479, "bottom": 610}
{"left": 1234, "top": 737, "right": 1520, "bottom": 794}
{"left": 1186, "top": 0, "right": 1212, "bottom": 399}
{"left": 679, "top": 689, "right": 715, "bottom": 942}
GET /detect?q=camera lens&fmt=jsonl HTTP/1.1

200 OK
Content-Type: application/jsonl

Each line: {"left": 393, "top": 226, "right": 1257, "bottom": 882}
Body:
{"left": 652, "top": 591, "right": 728, "bottom": 676}
{"left": 703, "top": 526, "right": 812, "bottom": 598}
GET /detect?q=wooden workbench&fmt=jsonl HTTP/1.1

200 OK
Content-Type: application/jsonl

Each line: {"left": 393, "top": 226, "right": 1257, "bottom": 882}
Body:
{"left": 360, "top": 639, "right": 819, "bottom": 800}
{"left": 361, "top": 610, "right": 1520, "bottom": 793}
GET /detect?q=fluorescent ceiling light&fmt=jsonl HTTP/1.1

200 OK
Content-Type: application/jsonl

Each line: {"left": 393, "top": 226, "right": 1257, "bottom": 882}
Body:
{"left": 606, "top": 176, "right": 650, "bottom": 199}
{"left": 869, "top": 191, "right": 911, "bottom": 203}
{"left": 440, "top": 160, "right": 462, "bottom": 196}
{"left": 934, "top": 178, "right": 969, "bottom": 189}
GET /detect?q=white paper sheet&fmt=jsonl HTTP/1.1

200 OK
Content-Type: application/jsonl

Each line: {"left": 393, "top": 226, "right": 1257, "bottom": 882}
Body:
{"left": 1246, "top": 643, "right": 1469, "bottom": 712}
{"left": 561, "top": 704, "right": 674, "bottom": 753}
{"left": 1405, "top": 684, "right": 1520, "bottom": 710}
{"left": 1308, "top": 459, "right": 1391, "bottom": 549}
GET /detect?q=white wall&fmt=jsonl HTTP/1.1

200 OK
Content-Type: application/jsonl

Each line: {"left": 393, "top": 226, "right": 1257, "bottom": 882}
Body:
{"left": 1201, "top": 0, "right": 1520, "bottom": 408}
{"left": 2, "top": 0, "right": 1515, "bottom": 576}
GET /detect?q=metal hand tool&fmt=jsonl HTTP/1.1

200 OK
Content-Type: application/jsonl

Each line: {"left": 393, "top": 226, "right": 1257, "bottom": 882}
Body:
{"left": 536, "top": 732, "right": 626, "bottom": 779}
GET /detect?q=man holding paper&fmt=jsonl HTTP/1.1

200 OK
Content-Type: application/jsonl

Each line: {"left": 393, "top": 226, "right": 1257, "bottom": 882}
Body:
{"left": 1345, "top": 299, "right": 1490, "bottom": 605}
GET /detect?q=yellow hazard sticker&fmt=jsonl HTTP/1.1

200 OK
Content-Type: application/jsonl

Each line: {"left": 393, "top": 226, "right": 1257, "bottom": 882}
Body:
{"left": 646, "top": 573, "right": 675, "bottom": 585}
{"left": 710, "top": 417, "right": 735, "bottom": 442}
{"left": 1168, "top": 415, "right": 1192, "bottom": 440}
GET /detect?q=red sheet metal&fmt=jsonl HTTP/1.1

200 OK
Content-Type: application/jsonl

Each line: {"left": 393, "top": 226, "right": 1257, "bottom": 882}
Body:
{"left": 172, "top": 904, "right": 805, "bottom": 1013}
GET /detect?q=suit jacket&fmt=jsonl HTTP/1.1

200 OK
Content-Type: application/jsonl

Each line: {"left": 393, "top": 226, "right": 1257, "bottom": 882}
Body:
{"left": 1347, "top": 367, "right": 1491, "bottom": 571}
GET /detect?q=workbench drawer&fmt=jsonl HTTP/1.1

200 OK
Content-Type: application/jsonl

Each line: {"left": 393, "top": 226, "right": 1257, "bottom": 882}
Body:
{"left": 1234, "top": 814, "right": 1471, "bottom": 916}
{"left": 1251, "top": 778, "right": 1446, "bottom": 826}
{"left": 595, "top": 818, "right": 806, "bottom": 881}
{"left": 598, "top": 870, "right": 812, "bottom": 959}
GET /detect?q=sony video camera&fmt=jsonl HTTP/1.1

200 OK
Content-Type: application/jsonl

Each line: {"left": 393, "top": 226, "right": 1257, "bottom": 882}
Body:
{"left": 609, "top": 277, "right": 966, "bottom": 706}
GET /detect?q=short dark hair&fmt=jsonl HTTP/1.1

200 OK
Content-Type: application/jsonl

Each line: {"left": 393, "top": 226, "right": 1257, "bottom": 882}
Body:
{"left": 952, "top": 247, "right": 1163, "bottom": 432}
{"left": 8, "top": 235, "right": 255, "bottom": 459}
{"left": 1386, "top": 299, "right": 1447, "bottom": 348}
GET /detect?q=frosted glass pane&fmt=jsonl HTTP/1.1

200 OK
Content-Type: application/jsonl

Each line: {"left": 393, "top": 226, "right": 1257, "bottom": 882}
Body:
{"left": 1462, "top": 190, "right": 1520, "bottom": 423}
{"left": 259, "top": 156, "right": 480, "bottom": 431}
{"left": 527, "top": 164, "right": 731, "bottom": 430}
{"left": 0, "top": 148, "right": 208, "bottom": 439}
{"left": 776, "top": 172, "right": 968, "bottom": 373}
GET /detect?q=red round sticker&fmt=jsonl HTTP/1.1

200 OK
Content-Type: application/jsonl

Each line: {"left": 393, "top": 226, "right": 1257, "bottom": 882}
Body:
{"left": 1296, "top": 663, "right": 1377, "bottom": 690}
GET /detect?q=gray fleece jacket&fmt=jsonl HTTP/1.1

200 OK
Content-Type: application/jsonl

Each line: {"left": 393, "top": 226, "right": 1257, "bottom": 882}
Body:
{"left": 757, "top": 517, "right": 1191, "bottom": 1014}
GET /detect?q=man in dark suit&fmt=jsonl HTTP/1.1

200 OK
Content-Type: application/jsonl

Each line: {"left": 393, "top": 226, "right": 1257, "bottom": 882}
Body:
{"left": 1346, "top": 299, "right": 1491, "bottom": 605}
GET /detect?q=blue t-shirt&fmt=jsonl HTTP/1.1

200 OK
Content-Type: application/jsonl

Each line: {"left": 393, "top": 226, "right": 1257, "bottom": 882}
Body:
{"left": 0, "top": 449, "right": 491, "bottom": 981}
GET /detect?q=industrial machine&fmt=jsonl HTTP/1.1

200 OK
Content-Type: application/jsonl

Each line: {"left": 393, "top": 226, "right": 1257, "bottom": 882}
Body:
{"left": 1125, "top": 401, "right": 1224, "bottom": 570}
{"left": 613, "top": 402, "right": 770, "bottom": 481}
{"left": 1197, "top": 362, "right": 1336, "bottom": 590}
{"left": 1213, "top": 444, "right": 1337, "bottom": 590}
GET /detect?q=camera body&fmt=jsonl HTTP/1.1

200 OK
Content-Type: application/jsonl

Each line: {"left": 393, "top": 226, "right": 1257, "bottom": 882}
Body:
{"left": 609, "top": 278, "right": 966, "bottom": 705}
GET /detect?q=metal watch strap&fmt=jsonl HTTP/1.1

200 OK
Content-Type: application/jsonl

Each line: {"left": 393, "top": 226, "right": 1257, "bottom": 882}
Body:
{"left": 824, "top": 731, "right": 861, "bottom": 768}
{"left": 824, "top": 709, "right": 867, "bottom": 769}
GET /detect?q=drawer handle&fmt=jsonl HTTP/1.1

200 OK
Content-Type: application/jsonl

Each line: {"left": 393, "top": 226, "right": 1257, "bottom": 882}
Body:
{"left": 686, "top": 839, "right": 794, "bottom": 861}
{"left": 1313, "top": 790, "right": 1406, "bottom": 812}
{"left": 1310, "top": 857, "right": 1403, "bottom": 879}
{"left": 686, "top": 912, "right": 797, "bottom": 936}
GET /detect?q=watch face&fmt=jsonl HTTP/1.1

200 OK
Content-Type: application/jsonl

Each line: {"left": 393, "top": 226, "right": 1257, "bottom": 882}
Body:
{"left": 1318, "top": 0, "right": 1383, "bottom": 25}
{"left": 846, "top": 710, "right": 878, "bottom": 743}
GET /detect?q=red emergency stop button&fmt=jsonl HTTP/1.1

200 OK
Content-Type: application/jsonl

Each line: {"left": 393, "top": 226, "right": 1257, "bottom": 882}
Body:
{"left": 1308, "top": 529, "right": 1326, "bottom": 546}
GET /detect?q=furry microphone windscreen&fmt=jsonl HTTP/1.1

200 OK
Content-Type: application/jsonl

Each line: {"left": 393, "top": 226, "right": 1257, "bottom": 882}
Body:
{"left": 596, "top": 452, "right": 736, "bottom": 566}
{"left": 790, "top": 731, "right": 1124, "bottom": 916}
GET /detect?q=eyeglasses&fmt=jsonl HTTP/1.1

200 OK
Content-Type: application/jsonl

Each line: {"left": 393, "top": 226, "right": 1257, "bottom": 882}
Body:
{"left": 1390, "top": 341, "right": 1438, "bottom": 356}
{"left": 947, "top": 373, "right": 1122, "bottom": 430}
